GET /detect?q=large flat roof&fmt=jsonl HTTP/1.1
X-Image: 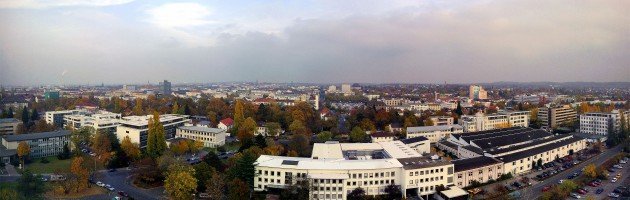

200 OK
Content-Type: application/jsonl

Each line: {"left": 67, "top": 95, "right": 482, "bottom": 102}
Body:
{"left": 471, "top": 130, "right": 552, "bottom": 150}
{"left": 256, "top": 155, "right": 403, "bottom": 170}
{"left": 452, "top": 156, "right": 502, "bottom": 172}
{"left": 496, "top": 136, "right": 584, "bottom": 163}
{"left": 4, "top": 130, "right": 70, "bottom": 142}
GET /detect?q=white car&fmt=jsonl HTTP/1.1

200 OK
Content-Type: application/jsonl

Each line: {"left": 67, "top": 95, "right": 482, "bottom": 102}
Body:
{"left": 611, "top": 177, "right": 617, "bottom": 183}
{"left": 608, "top": 193, "right": 620, "bottom": 198}
{"left": 96, "top": 182, "right": 105, "bottom": 187}
{"left": 570, "top": 193, "right": 581, "bottom": 199}
{"left": 558, "top": 179, "right": 564, "bottom": 184}
{"left": 107, "top": 186, "right": 115, "bottom": 191}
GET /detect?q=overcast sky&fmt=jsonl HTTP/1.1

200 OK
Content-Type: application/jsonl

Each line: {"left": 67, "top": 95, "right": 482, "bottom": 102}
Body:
{"left": 0, "top": 0, "right": 628, "bottom": 86}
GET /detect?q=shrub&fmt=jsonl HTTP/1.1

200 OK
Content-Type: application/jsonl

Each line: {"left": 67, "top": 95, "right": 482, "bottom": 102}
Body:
{"left": 40, "top": 157, "right": 49, "bottom": 164}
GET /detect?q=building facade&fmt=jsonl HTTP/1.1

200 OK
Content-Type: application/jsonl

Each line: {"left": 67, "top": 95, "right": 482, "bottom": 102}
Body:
{"left": 1, "top": 130, "right": 70, "bottom": 158}
{"left": 579, "top": 111, "right": 621, "bottom": 136}
{"left": 116, "top": 114, "right": 189, "bottom": 147}
{"left": 458, "top": 111, "right": 529, "bottom": 132}
{"left": 429, "top": 116, "right": 454, "bottom": 126}
{"left": 64, "top": 110, "right": 121, "bottom": 134}
{"left": 0, "top": 118, "right": 20, "bottom": 136}
{"left": 176, "top": 126, "right": 226, "bottom": 148}
{"left": 45, "top": 110, "right": 81, "bottom": 128}
{"left": 538, "top": 105, "right": 577, "bottom": 130}
{"left": 469, "top": 85, "right": 488, "bottom": 100}
{"left": 452, "top": 156, "right": 504, "bottom": 188}
{"left": 406, "top": 125, "right": 464, "bottom": 143}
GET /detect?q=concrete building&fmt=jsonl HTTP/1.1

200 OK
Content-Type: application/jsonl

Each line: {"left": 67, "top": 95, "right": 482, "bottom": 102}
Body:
{"left": 458, "top": 111, "right": 529, "bottom": 132}
{"left": 429, "top": 116, "right": 454, "bottom": 126}
{"left": 45, "top": 110, "right": 82, "bottom": 127}
{"left": 438, "top": 127, "right": 587, "bottom": 175}
{"left": 176, "top": 126, "right": 226, "bottom": 148}
{"left": 341, "top": 84, "right": 352, "bottom": 94}
{"left": 44, "top": 91, "right": 60, "bottom": 99}
{"left": 116, "top": 114, "right": 189, "bottom": 147}
{"left": 1, "top": 130, "right": 71, "bottom": 158}
{"left": 254, "top": 141, "right": 454, "bottom": 200}
{"left": 579, "top": 111, "right": 621, "bottom": 136}
{"left": 64, "top": 110, "right": 121, "bottom": 134}
{"left": 401, "top": 137, "right": 431, "bottom": 154}
{"left": 538, "top": 105, "right": 577, "bottom": 130}
{"left": 469, "top": 85, "right": 488, "bottom": 100}
{"left": 407, "top": 125, "right": 464, "bottom": 143}
{"left": 328, "top": 85, "right": 337, "bottom": 93}
{"left": 1, "top": 96, "right": 28, "bottom": 111}
{"left": 370, "top": 132, "right": 396, "bottom": 143}
{"left": 452, "top": 156, "right": 504, "bottom": 188}
{"left": 0, "top": 118, "right": 20, "bottom": 136}
{"left": 162, "top": 80, "right": 172, "bottom": 96}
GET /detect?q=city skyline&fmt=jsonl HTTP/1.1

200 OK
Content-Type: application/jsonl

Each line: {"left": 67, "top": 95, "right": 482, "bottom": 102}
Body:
{"left": 1, "top": 0, "right": 629, "bottom": 85}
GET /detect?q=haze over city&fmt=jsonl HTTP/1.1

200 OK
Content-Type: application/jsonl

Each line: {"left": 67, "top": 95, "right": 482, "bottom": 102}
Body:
{"left": 1, "top": 0, "right": 629, "bottom": 86}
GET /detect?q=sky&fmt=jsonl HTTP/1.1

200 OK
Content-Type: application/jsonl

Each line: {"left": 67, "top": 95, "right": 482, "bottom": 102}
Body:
{"left": 0, "top": 0, "right": 629, "bottom": 86}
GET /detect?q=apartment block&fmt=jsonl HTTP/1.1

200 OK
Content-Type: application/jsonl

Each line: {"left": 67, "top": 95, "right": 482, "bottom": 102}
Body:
{"left": 116, "top": 114, "right": 189, "bottom": 147}
{"left": 0, "top": 118, "right": 20, "bottom": 136}
{"left": 538, "top": 105, "right": 577, "bottom": 129}
{"left": 176, "top": 126, "right": 226, "bottom": 148}
{"left": 1, "top": 130, "right": 71, "bottom": 158}
{"left": 64, "top": 110, "right": 121, "bottom": 134}
{"left": 458, "top": 111, "right": 529, "bottom": 132}
{"left": 429, "top": 116, "right": 454, "bottom": 126}
{"left": 579, "top": 111, "right": 621, "bottom": 136}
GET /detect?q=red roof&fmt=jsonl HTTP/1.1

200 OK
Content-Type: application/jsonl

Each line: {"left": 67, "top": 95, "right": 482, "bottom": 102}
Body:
{"left": 219, "top": 118, "right": 234, "bottom": 126}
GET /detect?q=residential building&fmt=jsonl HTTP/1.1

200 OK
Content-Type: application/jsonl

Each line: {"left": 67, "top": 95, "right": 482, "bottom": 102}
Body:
{"left": 370, "top": 132, "right": 396, "bottom": 143}
{"left": 0, "top": 118, "right": 20, "bottom": 136}
{"left": 1, "top": 130, "right": 71, "bottom": 158}
{"left": 341, "top": 83, "right": 352, "bottom": 94}
{"left": 458, "top": 111, "right": 529, "bottom": 132}
{"left": 579, "top": 110, "right": 621, "bottom": 136}
{"left": 44, "top": 91, "right": 60, "bottom": 99}
{"left": 176, "top": 126, "right": 226, "bottom": 148}
{"left": 452, "top": 156, "right": 504, "bottom": 188}
{"left": 387, "top": 123, "right": 403, "bottom": 133}
{"left": 469, "top": 85, "right": 487, "bottom": 100}
{"left": 254, "top": 141, "right": 455, "bottom": 199}
{"left": 1, "top": 96, "right": 28, "bottom": 111}
{"left": 116, "top": 114, "right": 189, "bottom": 147}
{"left": 429, "top": 116, "right": 454, "bottom": 126}
{"left": 218, "top": 118, "right": 234, "bottom": 131}
{"left": 406, "top": 125, "right": 464, "bottom": 143}
{"left": 538, "top": 105, "right": 577, "bottom": 130}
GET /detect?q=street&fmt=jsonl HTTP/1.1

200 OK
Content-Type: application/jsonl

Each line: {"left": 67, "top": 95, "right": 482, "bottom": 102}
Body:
{"left": 85, "top": 168, "right": 165, "bottom": 200}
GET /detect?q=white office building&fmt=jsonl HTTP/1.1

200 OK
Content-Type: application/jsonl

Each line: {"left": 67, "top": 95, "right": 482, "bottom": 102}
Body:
{"left": 254, "top": 141, "right": 455, "bottom": 200}
{"left": 116, "top": 114, "right": 189, "bottom": 147}
{"left": 579, "top": 111, "right": 621, "bottom": 136}
{"left": 176, "top": 126, "right": 226, "bottom": 148}
{"left": 64, "top": 110, "right": 121, "bottom": 134}
{"left": 406, "top": 125, "right": 464, "bottom": 143}
{"left": 458, "top": 111, "right": 529, "bottom": 132}
{"left": 45, "top": 110, "right": 82, "bottom": 127}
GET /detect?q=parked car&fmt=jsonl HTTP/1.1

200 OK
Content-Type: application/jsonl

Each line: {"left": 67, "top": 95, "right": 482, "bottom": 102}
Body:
{"left": 611, "top": 177, "right": 617, "bottom": 183}
{"left": 608, "top": 193, "right": 620, "bottom": 198}
{"left": 542, "top": 186, "right": 551, "bottom": 192}
{"left": 118, "top": 191, "right": 129, "bottom": 197}
{"left": 577, "top": 188, "right": 588, "bottom": 195}
{"left": 558, "top": 179, "right": 564, "bottom": 184}
{"left": 587, "top": 182, "right": 599, "bottom": 187}
{"left": 595, "top": 188, "right": 604, "bottom": 194}
{"left": 96, "top": 182, "right": 105, "bottom": 187}
{"left": 107, "top": 186, "right": 115, "bottom": 191}
{"left": 570, "top": 192, "right": 581, "bottom": 199}
{"left": 198, "top": 193, "right": 210, "bottom": 198}
{"left": 568, "top": 175, "right": 575, "bottom": 179}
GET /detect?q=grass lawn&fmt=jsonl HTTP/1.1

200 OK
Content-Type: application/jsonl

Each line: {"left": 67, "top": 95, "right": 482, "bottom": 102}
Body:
{"left": 45, "top": 185, "right": 107, "bottom": 199}
{"left": 23, "top": 157, "right": 72, "bottom": 174}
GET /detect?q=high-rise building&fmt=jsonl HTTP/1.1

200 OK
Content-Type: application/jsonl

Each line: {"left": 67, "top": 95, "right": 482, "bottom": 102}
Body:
{"left": 341, "top": 83, "right": 352, "bottom": 94}
{"left": 469, "top": 85, "right": 488, "bottom": 100}
{"left": 579, "top": 110, "right": 621, "bottom": 136}
{"left": 162, "top": 80, "right": 172, "bottom": 95}
{"left": 538, "top": 105, "right": 577, "bottom": 130}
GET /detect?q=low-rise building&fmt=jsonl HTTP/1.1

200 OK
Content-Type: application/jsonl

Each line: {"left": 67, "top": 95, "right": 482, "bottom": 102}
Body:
{"left": 538, "top": 105, "right": 577, "bottom": 130}
{"left": 116, "top": 114, "right": 189, "bottom": 147}
{"left": 218, "top": 118, "right": 234, "bottom": 131}
{"left": 176, "top": 126, "right": 226, "bottom": 148}
{"left": 458, "top": 111, "right": 529, "bottom": 132}
{"left": 0, "top": 118, "right": 20, "bottom": 136}
{"left": 64, "top": 110, "right": 121, "bottom": 134}
{"left": 429, "top": 116, "right": 454, "bottom": 126}
{"left": 1, "top": 130, "right": 70, "bottom": 158}
{"left": 46, "top": 110, "right": 81, "bottom": 127}
{"left": 370, "top": 132, "right": 395, "bottom": 143}
{"left": 406, "top": 125, "right": 464, "bottom": 143}
{"left": 452, "top": 156, "right": 504, "bottom": 188}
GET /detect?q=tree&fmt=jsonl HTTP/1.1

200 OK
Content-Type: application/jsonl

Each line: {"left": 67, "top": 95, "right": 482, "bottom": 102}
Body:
{"left": 424, "top": 118, "right": 435, "bottom": 126}
{"left": 17, "top": 141, "right": 30, "bottom": 167}
{"left": 70, "top": 156, "right": 90, "bottom": 192}
{"left": 194, "top": 162, "right": 214, "bottom": 192}
{"left": 133, "top": 98, "right": 144, "bottom": 115}
{"left": 227, "top": 148, "right": 259, "bottom": 188}
{"left": 147, "top": 112, "right": 167, "bottom": 158}
{"left": 289, "top": 134, "right": 310, "bottom": 157}
{"left": 455, "top": 101, "right": 463, "bottom": 116}
{"left": 265, "top": 122, "right": 281, "bottom": 137}
{"left": 227, "top": 178, "right": 249, "bottom": 200}
{"left": 20, "top": 106, "right": 29, "bottom": 126}
{"left": 202, "top": 151, "right": 225, "bottom": 172}
{"left": 537, "top": 158, "right": 543, "bottom": 169}
{"left": 164, "top": 164, "right": 197, "bottom": 200}
{"left": 121, "top": 136, "right": 141, "bottom": 161}
{"left": 349, "top": 127, "right": 367, "bottom": 142}
{"left": 316, "top": 131, "right": 333, "bottom": 142}
{"left": 0, "top": 188, "right": 18, "bottom": 200}
{"left": 254, "top": 134, "right": 267, "bottom": 148}
{"left": 91, "top": 131, "right": 112, "bottom": 165}
{"left": 234, "top": 100, "right": 245, "bottom": 130}
{"left": 239, "top": 117, "right": 257, "bottom": 137}
{"left": 584, "top": 164, "right": 597, "bottom": 178}
{"left": 71, "top": 127, "right": 94, "bottom": 148}
{"left": 280, "top": 179, "right": 310, "bottom": 200}
{"left": 171, "top": 141, "right": 189, "bottom": 155}
{"left": 7, "top": 107, "right": 14, "bottom": 118}
{"left": 30, "top": 108, "right": 39, "bottom": 121}
{"left": 171, "top": 101, "right": 180, "bottom": 114}
{"left": 17, "top": 170, "right": 45, "bottom": 198}
{"left": 187, "top": 140, "right": 204, "bottom": 153}
{"left": 347, "top": 187, "right": 366, "bottom": 200}
{"left": 289, "top": 120, "right": 310, "bottom": 136}
{"left": 57, "top": 144, "right": 71, "bottom": 160}
{"left": 263, "top": 143, "right": 285, "bottom": 156}
{"left": 359, "top": 118, "right": 376, "bottom": 132}
{"left": 384, "top": 184, "right": 402, "bottom": 200}
{"left": 206, "top": 171, "right": 226, "bottom": 200}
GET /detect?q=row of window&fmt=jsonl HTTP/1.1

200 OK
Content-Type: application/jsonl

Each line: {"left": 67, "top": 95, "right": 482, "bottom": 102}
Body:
{"left": 346, "top": 179, "right": 394, "bottom": 187}
{"left": 350, "top": 171, "right": 395, "bottom": 179}
{"left": 409, "top": 167, "right": 444, "bottom": 176}
{"left": 409, "top": 176, "right": 444, "bottom": 184}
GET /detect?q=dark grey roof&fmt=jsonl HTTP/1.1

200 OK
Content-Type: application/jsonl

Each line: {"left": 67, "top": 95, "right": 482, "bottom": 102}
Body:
{"left": 437, "top": 140, "right": 459, "bottom": 150}
{"left": 452, "top": 156, "right": 502, "bottom": 172}
{"left": 0, "top": 145, "right": 16, "bottom": 157}
{"left": 0, "top": 118, "right": 20, "bottom": 123}
{"left": 470, "top": 130, "right": 552, "bottom": 150}
{"left": 486, "top": 134, "right": 572, "bottom": 155}
{"left": 496, "top": 136, "right": 584, "bottom": 163}
{"left": 454, "top": 127, "right": 525, "bottom": 140}
{"left": 461, "top": 145, "right": 484, "bottom": 155}
{"left": 398, "top": 157, "right": 452, "bottom": 170}
{"left": 3, "top": 130, "right": 70, "bottom": 142}
{"left": 401, "top": 136, "right": 429, "bottom": 144}
{"left": 460, "top": 127, "right": 533, "bottom": 142}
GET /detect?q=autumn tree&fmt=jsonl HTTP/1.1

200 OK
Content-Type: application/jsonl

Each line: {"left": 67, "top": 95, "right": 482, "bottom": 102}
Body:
{"left": 288, "top": 134, "right": 310, "bottom": 157}
{"left": 349, "top": 127, "right": 367, "bottom": 143}
{"left": 316, "top": 131, "right": 333, "bottom": 142}
{"left": 17, "top": 141, "right": 30, "bottom": 167}
{"left": 164, "top": 164, "right": 197, "bottom": 200}
{"left": 121, "top": 136, "right": 141, "bottom": 161}
{"left": 172, "top": 101, "right": 180, "bottom": 114}
{"left": 227, "top": 178, "right": 250, "bottom": 200}
{"left": 147, "top": 112, "right": 167, "bottom": 158}
{"left": 265, "top": 122, "right": 281, "bottom": 137}
{"left": 583, "top": 164, "right": 597, "bottom": 178}
{"left": 193, "top": 162, "right": 214, "bottom": 192}
{"left": 70, "top": 156, "right": 90, "bottom": 192}
{"left": 91, "top": 131, "right": 113, "bottom": 165}
{"left": 237, "top": 117, "right": 257, "bottom": 142}
{"left": 206, "top": 171, "right": 226, "bottom": 200}
{"left": 133, "top": 98, "right": 144, "bottom": 115}
{"left": 171, "top": 141, "right": 189, "bottom": 155}
{"left": 234, "top": 100, "right": 245, "bottom": 130}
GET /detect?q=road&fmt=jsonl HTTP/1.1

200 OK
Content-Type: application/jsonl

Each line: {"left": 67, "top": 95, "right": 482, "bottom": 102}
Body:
{"left": 87, "top": 168, "right": 165, "bottom": 200}
{"left": 519, "top": 145, "right": 623, "bottom": 199}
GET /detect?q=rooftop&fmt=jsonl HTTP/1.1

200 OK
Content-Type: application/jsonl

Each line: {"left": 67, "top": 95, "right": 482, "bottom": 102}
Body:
{"left": 452, "top": 156, "right": 502, "bottom": 172}
{"left": 3, "top": 130, "right": 70, "bottom": 142}
{"left": 496, "top": 136, "right": 583, "bottom": 163}
{"left": 178, "top": 126, "right": 225, "bottom": 133}
{"left": 471, "top": 129, "right": 552, "bottom": 150}
{"left": 400, "top": 136, "right": 429, "bottom": 144}
{"left": 397, "top": 156, "right": 452, "bottom": 170}
{"left": 370, "top": 131, "right": 395, "bottom": 138}
{"left": 407, "top": 125, "right": 463, "bottom": 133}
{"left": 256, "top": 155, "right": 403, "bottom": 170}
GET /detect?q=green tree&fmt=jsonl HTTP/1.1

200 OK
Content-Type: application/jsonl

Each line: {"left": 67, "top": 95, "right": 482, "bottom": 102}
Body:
{"left": 20, "top": 106, "right": 29, "bottom": 126}
{"left": 455, "top": 101, "right": 463, "bottom": 116}
{"left": 206, "top": 171, "right": 226, "bottom": 200}
{"left": 349, "top": 127, "right": 367, "bottom": 143}
{"left": 147, "top": 112, "right": 167, "bottom": 158}
{"left": 234, "top": 100, "right": 245, "bottom": 130}
{"left": 289, "top": 134, "right": 310, "bottom": 157}
{"left": 133, "top": 98, "right": 144, "bottom": 115}
{"left": 30, "top": 108, "right": 39, "bottom": 121}
{"left": 347, "top": 187, "right": 366, "bottom": 200}
{"left": 265, "top": 122, "right": 281, "bottom": 137}
{"left": 202, "top": 151, "right": 225, "bottom": 172}
{"left": 193, "top": 162, "right": 214, "bottom": 192}
{"left": 227, "top": 148, "right": 259, "bottom": 189}
{"left": 227, "top": 178, "right": 249, "bottom": 200}
{"left": 316, "top": 131, "right": 333, "bottom": 142}
{"left": 384, "top": 184, "right": 402, "bottom": 200}
{"left": 7, "top": 107, "right": 14, "bottom": 118}
{"left": 164, "top": 164, "right": 197, "bottom": 200}
{"left": 171, "top": 101, "right": 180, "bottom": 114}
{"left": 17, "top": 170, "right": 45, "bottom": 198}
{"left": 280, "top": 179, "right": 310, "bottom": 200}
